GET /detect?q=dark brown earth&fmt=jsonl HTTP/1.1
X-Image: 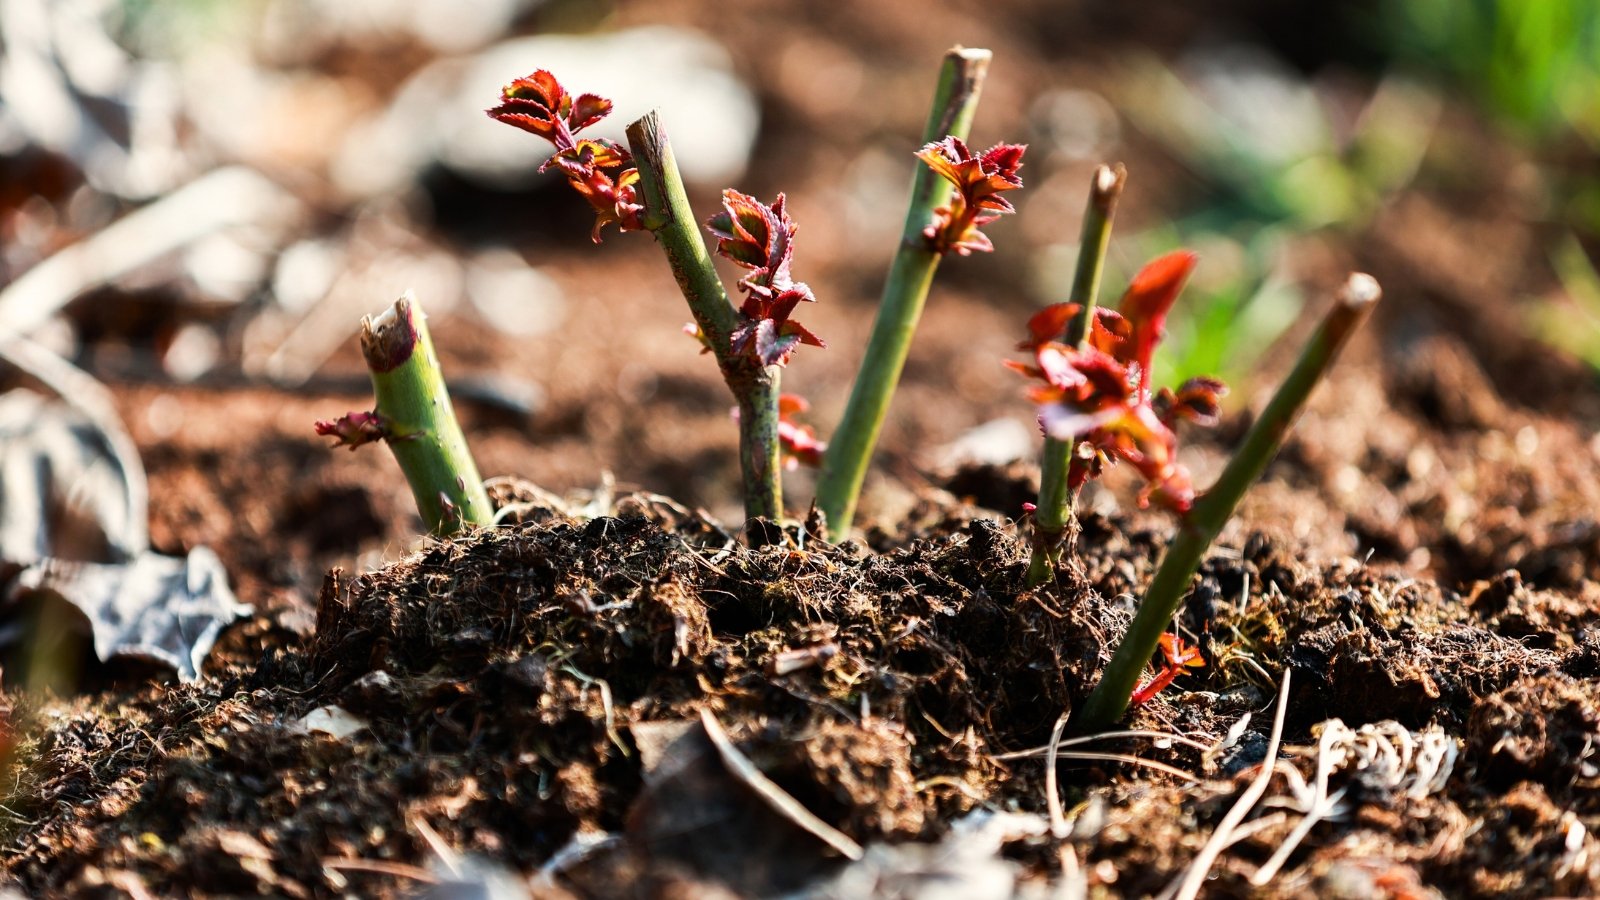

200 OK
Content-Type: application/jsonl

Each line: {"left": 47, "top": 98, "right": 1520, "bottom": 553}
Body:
{"left": 3, "top": 1, "right": 1600, "bottom": 898}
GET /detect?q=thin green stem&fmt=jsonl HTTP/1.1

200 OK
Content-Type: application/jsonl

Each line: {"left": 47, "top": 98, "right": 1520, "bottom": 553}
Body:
{"left": 362, "top": 293, "right": 493, "bottom": 536}
{"left": 814, "top": 46, "right": 992, "bottom": 541}
{"left": 626, "top": 112, "right": 781, "bottom": 520}
{"left": 1026, "top": 164, "right": 1127, "bottom": 587}
{"left": 625, "top": 110, "right": 741, "bottom": 358}
{"left": 1074, "top": 274, "right": 1381, "bottom": 732}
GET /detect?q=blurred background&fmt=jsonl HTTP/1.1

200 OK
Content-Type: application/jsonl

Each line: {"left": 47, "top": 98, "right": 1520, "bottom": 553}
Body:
{"left": 2, "top": 0, "right": 1600, "bottom": 643}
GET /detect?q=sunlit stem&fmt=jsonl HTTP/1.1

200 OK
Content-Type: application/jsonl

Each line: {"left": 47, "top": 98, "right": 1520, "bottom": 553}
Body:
{"left": 814, "top": 46, "right": 992, "bottom": 541}
{"left": 361, "top": 293, "right": 493, "bottom": 536}
{"left": 1074, "top": 274, "right": 1381, "bottom": 732}
{"left": 1025, "top": 164, "right": 1126, "bottom": 587}
{"left": 627, "top": 111, "right": 781, "bottom": 520}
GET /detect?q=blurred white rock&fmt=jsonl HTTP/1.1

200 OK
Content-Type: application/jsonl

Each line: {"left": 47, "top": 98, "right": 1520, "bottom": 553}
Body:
{"left": 933, "top": 418, "right": 1037, "bottom": 470}
{"left": 258, "top": 0, "right": 541, "bottom": 59}
{"left": 466, "top": 249, "right": 566, "bottom": 337}
{"left": 0, "top": 0, "right": 190, "bottom": 197}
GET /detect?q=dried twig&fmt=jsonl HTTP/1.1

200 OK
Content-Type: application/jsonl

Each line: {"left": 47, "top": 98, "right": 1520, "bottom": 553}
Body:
{"left": 1171, "top": 668, "right": 1292, "bottom": 900}
{"left": 699, "top": 708, "right": 865, "bottom": 860}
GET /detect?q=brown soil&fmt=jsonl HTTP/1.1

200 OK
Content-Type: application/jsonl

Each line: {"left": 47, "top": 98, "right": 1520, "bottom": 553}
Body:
{"left": 4, "top": 2, "right": 1600, "bottom": 898}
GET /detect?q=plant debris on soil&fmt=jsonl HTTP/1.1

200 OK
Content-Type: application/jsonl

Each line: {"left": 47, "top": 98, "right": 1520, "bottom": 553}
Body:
{"left": 2, "top": 476, "right": 1598, "bottom": 897}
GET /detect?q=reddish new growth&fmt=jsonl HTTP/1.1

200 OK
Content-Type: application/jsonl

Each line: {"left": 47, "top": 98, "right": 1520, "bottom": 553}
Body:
{"left": 917, "top": 137, "right": 1026, "bottom": 255}
{"left": 487, "top": 70, "right": 642, "bottom": 241}
{"left": 705, "top": 190, "right": 825, "bottom": 367}
{"left": 1007, "top": 250, "right": 1226, "bottom": 512}
{"left": 777, "top": 394, "right": 826, "bottom": 469}
{"left": 1130, "top": 633, "right": 1205, "bottom": 707}
{"left": 731, "top": 392, "right": 827, "bottom": 469}
{"left": 314, "top": 411, "right": 388, "bottom": 449}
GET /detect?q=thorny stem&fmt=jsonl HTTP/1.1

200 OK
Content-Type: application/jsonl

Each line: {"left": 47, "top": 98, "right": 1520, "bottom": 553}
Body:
{"left": 814, "top": 46, "right": 992, "bottom": 541}
{"left": 1026, "top": 164, "right": 1127, "bottom": 587}
{"left": 626, "top": 111, "right": 782, "bottom": 520}
{"left": 1074, "top": 274, "right": 1381, "bottom": 732}
{"left": 361, "top": 293, "right": 493, "bottom": 536}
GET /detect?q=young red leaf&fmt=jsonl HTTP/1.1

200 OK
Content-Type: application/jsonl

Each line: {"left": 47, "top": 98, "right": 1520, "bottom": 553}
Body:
{"left": 1022, "top": 303, "right": 1080, "bottom": 351}
{"left": 1118, "top": 250, "right": 1198, "bottom": 395}
{"left": 706, "top": 191, "right": 824, "bottom": 367}
{"left": 487, "top": 71, "right": 573, "bottom": 145}
{"left": 1130, "top": 632, "right": 1205, "bottom": 707}
{"left": 488, "top": 71, "right": 642, "bottom": 242}
{"left": 488, "top": 70, "right": 612, "bottom": 151}
{"left": 1008, "top": 250, "right": 1224, "bottom": 516}
{"left": 776, "top": 393, "right": 827, "bottom": 469}
{"left": 314, "top": 411, "right": 389, "bottom": 450}
{"left": 917, "top": 136, "right": 1026, "bottom": 256}
{"left": 1157, "top": 376, "right": 1228, "bottom": 427}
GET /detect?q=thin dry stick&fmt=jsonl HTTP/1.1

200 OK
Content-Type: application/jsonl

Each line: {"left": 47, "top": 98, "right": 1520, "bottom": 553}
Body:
{"left": 1251, "top": 725, "right": 1347, "bottom": 885}
{"left": 1056, "top": 751, "right": 1198, "bottom": 783}
{"left": 993, "top": 729, "right": 1214, "bottom": 760}
{"left": 1171, "top": 668, "right": 1292, "bottom": 900}
{"left": 699, "top": 709, "right": 866, "bottom": 860}
{"left": 1046, "top": 712, "right": 1071, "bottom": 838}
{"left": 321, "top": 859, "right": 441, "bottom": 884}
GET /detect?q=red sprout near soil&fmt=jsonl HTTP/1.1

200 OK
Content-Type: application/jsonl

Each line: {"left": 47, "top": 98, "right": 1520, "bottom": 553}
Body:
{"left": 776, "top": 394, "right": 827, "bottom": 469}
{"left": 1006, "top": 250, "right": 1226, "bottom": 512}
{"left": 1129, "top": 633, "right": 1205, "bottom": 707}
{"left": 486, "top": 70, "right": 643, "bottom": 241}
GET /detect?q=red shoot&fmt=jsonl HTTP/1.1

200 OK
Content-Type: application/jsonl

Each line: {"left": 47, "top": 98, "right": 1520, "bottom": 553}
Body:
{"left": 487, "top": 70, "right": 643, "bottom": 241}
{"left": 1129, "top": 632, "right": 1205, "bottom": 707}
{"left": 1006, "top": 251, "right": 1226, "bottom": 513}
{"left": 777, "top": 394, "right": 827, "bottom": 469}
{"left": 730, "top": 393, "right": 828, "bottom": 469}
{"left": 917, "top": 137, "right": 1026, "bottom": 255}
{"left": 314, "top": 411, "right": 389, "bottom": 450}
{"left": 705, "top": 190, "right": 825, "bottom": 367}
{"left": 1119, "top": 250, "right": 1198, "bottom": 396}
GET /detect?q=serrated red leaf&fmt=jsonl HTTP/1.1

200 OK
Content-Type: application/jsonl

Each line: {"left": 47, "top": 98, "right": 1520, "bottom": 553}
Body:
{"left": 489, "top": 71, "right": 640, "bottom": 241}
{"left": 568, "top": 93, "right": 612, "bottom": 131}
{"left": 1022, "top": 303, "right": 1080, "bottom": 350}
{"left": 1120, "top": 250, "right": 1198, "bottom": 395}
{"left": 1009, "top": 251, "right": 1224, "bottom": 517}
{"left": 917, "top": 137, "right": 1027, "bottom": 255}
{"left": 776, "top": 393, "right": 826, "bottom": 469}
{"left": 1131, "top": 633, "right": 1206, "bottom": 706}
{"left": 706, "top": 191, "right": 822, "bottom": 367}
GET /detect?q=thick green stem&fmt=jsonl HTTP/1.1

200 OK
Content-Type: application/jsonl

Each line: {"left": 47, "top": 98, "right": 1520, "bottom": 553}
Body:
{"left": 738, "top": 367, "right": 784, "bottom": 520}
{"left": 362, "top": 293, "right": 493, "bottom": 536}
{"left": 1026, "top": 164, "right": 1127, "bottom": 587}
{"left": 626, "top": 111, "right": 781, "bottom": 520}
{"left": 814, "top": 46, "right": 991, "bottom": 541}
{"left": 1074, "top": 274, "right": 1381, "bottom": 732}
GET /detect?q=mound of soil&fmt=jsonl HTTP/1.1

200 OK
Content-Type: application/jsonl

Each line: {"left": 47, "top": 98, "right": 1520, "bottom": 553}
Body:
{"left": 2, "top": 490, "right": 1596, "bottom": 897}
